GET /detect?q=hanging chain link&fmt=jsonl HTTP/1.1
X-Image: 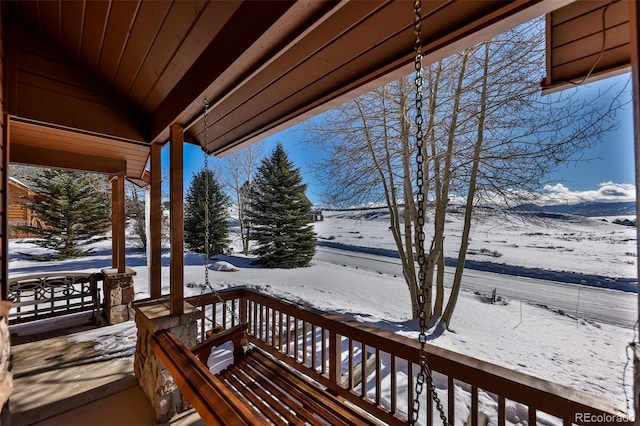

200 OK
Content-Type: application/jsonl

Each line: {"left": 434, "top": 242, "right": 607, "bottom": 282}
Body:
{"left": 411, "top": 1, "right": 448, "bottom": 425}
{"left": 203, "top": 99, "right": 211, "bottom": 289}
{"left": 200, "top": 99, "right": 243, "bottom": 330}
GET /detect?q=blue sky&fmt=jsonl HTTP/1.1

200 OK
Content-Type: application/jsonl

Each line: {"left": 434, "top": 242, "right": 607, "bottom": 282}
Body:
{"left": 165, "top": 73, "right": 636, "bottom": 206}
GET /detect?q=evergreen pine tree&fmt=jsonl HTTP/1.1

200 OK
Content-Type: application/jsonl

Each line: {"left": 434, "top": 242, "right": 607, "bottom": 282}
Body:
{"left": 17, "top": 169, "right": 111, "bottom": 259}
{"left": 184, "top": 169, "right": 230, "bottom": 255}
{"left": 250, "top": 144, "right": 316, "bottom": 268}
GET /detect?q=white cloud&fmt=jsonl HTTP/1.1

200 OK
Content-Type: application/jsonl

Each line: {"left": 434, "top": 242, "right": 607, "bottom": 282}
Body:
{"left": 541, "top": 181, "right": 636, "bottom": 205}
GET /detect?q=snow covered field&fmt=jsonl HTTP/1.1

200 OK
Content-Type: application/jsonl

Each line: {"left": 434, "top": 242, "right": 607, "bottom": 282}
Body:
{"left": 8, "top": 207, "right": 638, "bottom": 421}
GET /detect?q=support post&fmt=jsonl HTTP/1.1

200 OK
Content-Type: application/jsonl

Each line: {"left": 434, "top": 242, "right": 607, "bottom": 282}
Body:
{"left": 111, "top": 177, "right": 119, "bottom": 269}
{"left": 117, "top": 175, "right": 126, "bottom": 273}
{"left": 170, "top": 124, "right": 184, "bottom": 315}
{"left": 150, "top": 142, "right": 162, "bottom": 299}
{"left": 111, "top": 175, "right": 126, "bottom": 273}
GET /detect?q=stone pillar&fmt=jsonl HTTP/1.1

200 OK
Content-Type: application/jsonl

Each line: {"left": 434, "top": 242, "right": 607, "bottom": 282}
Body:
{"left": 101, "top": 268, "right": 136, "bottom": 325}
{"left": 132, "top": 298, "right": 203, "bottom": 423}
{"left": 0, "top": 300, "right": 13, "bottom": 426}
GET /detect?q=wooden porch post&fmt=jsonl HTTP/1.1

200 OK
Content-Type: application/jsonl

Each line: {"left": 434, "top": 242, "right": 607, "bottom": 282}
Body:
{"left": 629, "top": 1, "right": 640, "bottom": 422}
{"left": 111, "top": 175, "right": 126, "bottom": 273}
{"left": 150, "top": 142, "right": 162, "bottom": 299}
{"left": 1, "top": 115, "right": 8, "bottom": 301}
{"left": 170, "top": 124, "right": 184, "bottom": 315}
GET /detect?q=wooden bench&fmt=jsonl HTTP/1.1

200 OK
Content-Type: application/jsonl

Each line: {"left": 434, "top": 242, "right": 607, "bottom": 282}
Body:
{"left": 7, "top": 272, "right": 102, "bottom": 325}
{"left": 150, "top": 325, "right": 379, "bottom": 425}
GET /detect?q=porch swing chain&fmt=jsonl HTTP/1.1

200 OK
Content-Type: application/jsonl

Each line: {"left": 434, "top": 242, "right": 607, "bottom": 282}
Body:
{"left": 201, "top": 99, "right": 242, "bottom": 329}
{"left": 411, "top": 1, "right": 448, "bottom": 425}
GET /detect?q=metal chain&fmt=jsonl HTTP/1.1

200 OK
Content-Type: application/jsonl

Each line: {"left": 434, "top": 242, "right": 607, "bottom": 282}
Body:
{"left": 411, "top": 1, "right": 448, "bottom": 425}
{"left": 200, "top": 99, "right": 242, "bottom": 330}
{"left": 203, "top": 99, "right": 211, "bottom": 290}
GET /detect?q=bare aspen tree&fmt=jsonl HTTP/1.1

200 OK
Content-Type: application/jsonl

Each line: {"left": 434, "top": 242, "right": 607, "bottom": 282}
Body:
{"left": 305, "top": 18, "right": 625, "bottom": 326}
{"left": 216, "top": 142, "right": 263, "bottom": 255}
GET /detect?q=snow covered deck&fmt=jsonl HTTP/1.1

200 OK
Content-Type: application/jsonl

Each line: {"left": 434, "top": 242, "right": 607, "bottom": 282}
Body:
{"left": 8, "top": 313, "right": 202, "bottom": 426}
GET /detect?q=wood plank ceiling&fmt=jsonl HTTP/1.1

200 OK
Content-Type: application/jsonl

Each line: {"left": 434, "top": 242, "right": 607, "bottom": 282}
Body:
{"left": 544, "top": 0, "right": 631, "bottom": 93}
{"left": 5, "top": 0, "right": 580, "bottom": 181}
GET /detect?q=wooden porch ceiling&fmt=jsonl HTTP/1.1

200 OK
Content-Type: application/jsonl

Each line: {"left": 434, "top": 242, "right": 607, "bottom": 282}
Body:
{"left": 544, "top": 0, "right": 631, "bottom": 93}
{"left": 6, "top": 0, "right": 580, "bottom": 180}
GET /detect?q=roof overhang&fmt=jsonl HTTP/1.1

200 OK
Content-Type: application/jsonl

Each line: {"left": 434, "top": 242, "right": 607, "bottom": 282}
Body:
{"left": 178, "top": 0, "right": 575, "bottom": 156}
{"left": 8, "top": 117, "right": 149, "bottom": 177}
{"left": 6, "top": 0, "right": 581, "bottom": 172}
{"left": 543, "top": 0, "right": 631, "bottom": 94}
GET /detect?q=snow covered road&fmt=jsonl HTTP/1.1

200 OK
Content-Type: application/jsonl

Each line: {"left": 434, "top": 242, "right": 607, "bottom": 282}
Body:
{"left": 315, "top": 246, "right": 637, "bottom": 328}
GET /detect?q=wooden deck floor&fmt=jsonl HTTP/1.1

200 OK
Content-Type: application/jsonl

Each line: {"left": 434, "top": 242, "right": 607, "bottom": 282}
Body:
{"left": 8, "top": 314, "right": 202, "bottom": 426}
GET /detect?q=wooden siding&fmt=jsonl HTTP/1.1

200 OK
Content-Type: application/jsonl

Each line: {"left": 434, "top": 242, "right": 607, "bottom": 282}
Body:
{"left": 7, "top": 179, "right": 27, "bottom": 222}
{"left": 9, "top": 23, "right": 148, "bottom": 143}
{"left": 544, "top": 0, "right": 631, "bottom": 93}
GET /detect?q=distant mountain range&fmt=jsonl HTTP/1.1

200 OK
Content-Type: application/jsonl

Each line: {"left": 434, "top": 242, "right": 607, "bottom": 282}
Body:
{"left": 512, "top": 201, "right": 636, "bottom": 217}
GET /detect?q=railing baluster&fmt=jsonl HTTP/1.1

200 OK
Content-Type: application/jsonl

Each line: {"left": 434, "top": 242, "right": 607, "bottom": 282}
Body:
{"left": 375, "top": 348, "right": 380, "bottom": 406}
{"left": 498, "top": 395, "right": 505, "bottom": 426}
{"left": 448, "top": 376, "right": 454, "bottom": 425}
{"left": 272, "top": 308, "right": 276, "bottom": 345}
{"left": 348, "top": 338, "right": 354, "bottom": 390}
{"left": 294, "top": 317, "right": 300, "bottom": 361}
{"left": 311, "top": 324, "right": 317, "bottom": 371}
{"left": 302, "top": 320, "right": 308, "bottom": 365}
{"left": 407, "top": 362, "right": 414, "bottom": 422}
{"left": 328, "top": 328, "right": 339, "bottom": 394}
{"left": 360, "top": 343, "right": 366, "bottom": 398}
{"left": 321, "top": 328, "right": 327, "bottom": 376}
{"left": 529, "top": 405, "right": 536, "bottom": 426}
{"left": 278, "top": 311, "right": 283, "bottom": 351}
{"left": 471, "top": 384, "right": 478, "bottom": 426}
{"left": 390, "top": 355, "right": 396, "bottom": 415}
{"left": 427, "top": 374, "right": 433, "bottom": 426}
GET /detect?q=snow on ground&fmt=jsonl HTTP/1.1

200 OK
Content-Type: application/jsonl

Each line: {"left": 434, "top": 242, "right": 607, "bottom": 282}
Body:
{"left": 7, "top": 208, "right": 638, "bottom": 421}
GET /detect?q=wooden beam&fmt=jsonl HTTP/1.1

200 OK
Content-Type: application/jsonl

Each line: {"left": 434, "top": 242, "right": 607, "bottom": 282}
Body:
{"left": 11, "top": 142, "right": 127, "bottom": 174}
{"left": 1, "top": 115, "right": 8, "bottom": 301}
{"left": 111, "top": 178, "right": 119, "bottom": 269}
{"left": 170, "top": 124, "right": 184, "bottom": 315}
{"left": 150, "top": 142, "right": 162, "bottom": 299}
{"left": 150, "top": 1, "right": 296, "bottom": 143}
{"left": 116, "top": 176, "right": 126, "bottom": 273}
{"left": 111, "top": 176, "right": 126, "bottom": 273}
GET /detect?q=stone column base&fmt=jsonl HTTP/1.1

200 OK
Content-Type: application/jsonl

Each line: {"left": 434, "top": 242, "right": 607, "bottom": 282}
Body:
{"left": 133, "top": 298, "right": 203, "bottom": 423}
{"left": 101, "top": 268, "right": 136, "bottom": 325}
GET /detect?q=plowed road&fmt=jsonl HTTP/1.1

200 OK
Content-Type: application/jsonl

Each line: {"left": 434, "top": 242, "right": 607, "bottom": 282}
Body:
{"left": 314, "top": 246, "right": 637, "bottom": 328}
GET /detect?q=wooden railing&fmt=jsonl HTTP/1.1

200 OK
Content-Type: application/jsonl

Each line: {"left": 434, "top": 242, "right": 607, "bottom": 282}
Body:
{"left": 8, "top": 272, "right": 103, "bottom": 325}
{"left": 186, "top": 288, "right": 631, "bottom": 425}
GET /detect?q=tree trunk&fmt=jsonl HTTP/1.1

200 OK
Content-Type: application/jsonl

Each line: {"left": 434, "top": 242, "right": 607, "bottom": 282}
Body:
{"left": 428, "top": 50, "right": 470, "bottom": 322}
{"left": 443, "top": 44, "right": 489, "bottom": 326}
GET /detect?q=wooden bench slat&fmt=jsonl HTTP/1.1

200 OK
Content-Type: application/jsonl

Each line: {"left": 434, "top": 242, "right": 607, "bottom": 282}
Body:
{"left": 218, "top": 370, "right": 285, "bottom": 425}
{"left": 245, "top": 351, "right": 356, "bottom": 426}
{"left": 249, "top": 350, "right": 378, "bottom": 425}
{"left": 150, "top": 330, "right": 262, "bottom": 425}
{"left": 152, "top": 328, "right": 381, "bottom": 426}
{"left": 230, "top": 361, "right": 309, "bottom": 425}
